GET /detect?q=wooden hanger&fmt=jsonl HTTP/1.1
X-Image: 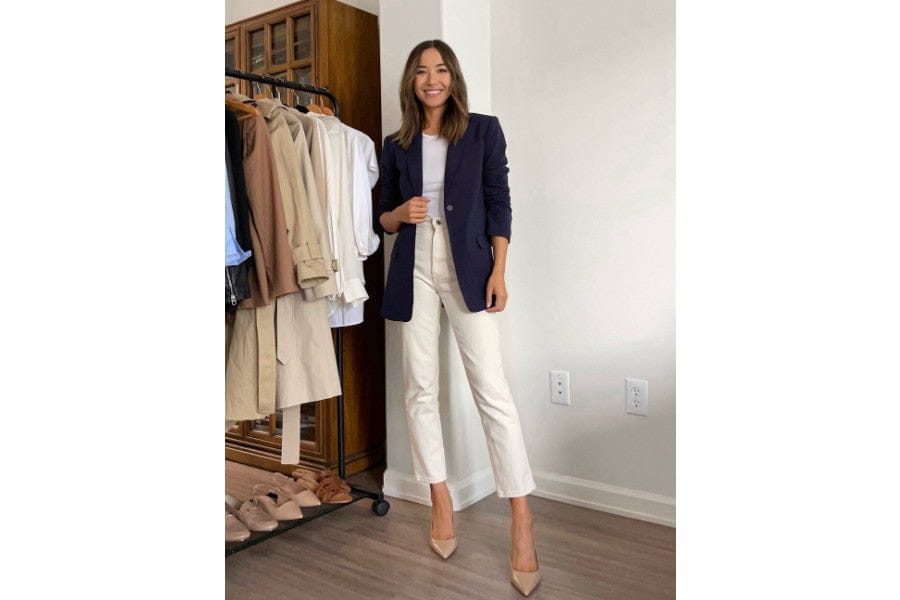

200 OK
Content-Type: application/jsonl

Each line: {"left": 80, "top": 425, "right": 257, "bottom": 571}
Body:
{"left": 306, "top": 103, "right": 324, "bottom": 114}
{"left": 226, "top": 97, "right": 260, "bottom": 118}
{"left": 251, "top": 81, "right": 274, "bottom": 100}
{"left": 320, "top": 105, "right": 334, "bottom": 116}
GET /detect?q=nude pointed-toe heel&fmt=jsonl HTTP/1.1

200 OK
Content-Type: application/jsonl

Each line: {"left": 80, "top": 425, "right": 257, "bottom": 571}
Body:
{"left": 510, "top": 558, "right": 541, "bottom": 596}
{"left": 429, "top": 536, "right": 457, "bottom": 559}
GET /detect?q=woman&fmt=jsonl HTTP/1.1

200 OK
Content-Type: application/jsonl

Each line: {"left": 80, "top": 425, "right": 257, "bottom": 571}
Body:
{"left": 376, "top": 40, "right": 540, "bottom": 596}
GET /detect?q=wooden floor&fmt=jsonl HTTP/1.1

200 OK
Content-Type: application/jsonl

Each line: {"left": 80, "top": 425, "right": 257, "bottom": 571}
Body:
{"left": 225, "top": 462, "right": 675, "bottom": 599}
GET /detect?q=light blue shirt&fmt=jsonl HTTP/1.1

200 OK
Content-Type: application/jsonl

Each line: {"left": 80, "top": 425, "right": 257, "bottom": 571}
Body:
{"left": 225, "top": 165, "right": 252, "bottom": 266}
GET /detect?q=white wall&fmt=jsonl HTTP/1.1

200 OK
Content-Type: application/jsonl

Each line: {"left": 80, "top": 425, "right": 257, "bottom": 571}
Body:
{"left": 489, "top": 0, "right": 675, "bottom": 522}
{"left": 381, "top": 0, "right": 675, "bottom": 525}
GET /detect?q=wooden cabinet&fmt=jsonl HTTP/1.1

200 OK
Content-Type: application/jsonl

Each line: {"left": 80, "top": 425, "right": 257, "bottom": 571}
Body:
{"left": 225, "top": 0, "right": 385, "bottom": 477}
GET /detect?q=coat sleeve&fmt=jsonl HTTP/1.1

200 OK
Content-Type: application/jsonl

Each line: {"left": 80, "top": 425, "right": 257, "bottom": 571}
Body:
{"left": 375, "top": 136, "right": 403, "bottom": 236}
{"left": 483, "top": 116, "right": 512, "bottom": 243}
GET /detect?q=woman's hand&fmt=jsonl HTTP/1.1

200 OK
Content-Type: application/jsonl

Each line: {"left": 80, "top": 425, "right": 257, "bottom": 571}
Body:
{"left": 485, "top": 272, "right": 508, "bottom": 312}
{"left": 393, "top": 196, "right": 431, "bottom": 225}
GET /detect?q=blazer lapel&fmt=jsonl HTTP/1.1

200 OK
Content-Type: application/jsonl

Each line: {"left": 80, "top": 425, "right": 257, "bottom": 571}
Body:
{"left": 443, "top": 137, "right": 464, "bottom": 193}
{"left": 407, "top": 132, "right": 423, "bottom": 196}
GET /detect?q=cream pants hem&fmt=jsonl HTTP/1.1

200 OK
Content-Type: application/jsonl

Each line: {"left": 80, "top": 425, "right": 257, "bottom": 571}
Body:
{"left": 400, "top": 217, "right": 536, "bottom": 499}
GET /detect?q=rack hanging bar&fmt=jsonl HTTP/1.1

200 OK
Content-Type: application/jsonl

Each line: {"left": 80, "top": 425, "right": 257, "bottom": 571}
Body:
{"left": 225, "top": 68, "right": 340, "bottom": 118}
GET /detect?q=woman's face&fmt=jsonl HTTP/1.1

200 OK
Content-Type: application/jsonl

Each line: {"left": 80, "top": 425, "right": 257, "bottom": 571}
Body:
{"left": 414, "top": 47, "right": 452, "bottom": 110}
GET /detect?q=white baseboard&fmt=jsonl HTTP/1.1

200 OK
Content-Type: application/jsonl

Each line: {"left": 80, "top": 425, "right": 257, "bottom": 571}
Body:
{"left": 532, "top": 471, "right": 675, "bottom": 527}
{"left": 383, "top": 467, "right": 497, "bottom": 511}
{"left": 384, "top": 468, "right": 675, "bottom": 527}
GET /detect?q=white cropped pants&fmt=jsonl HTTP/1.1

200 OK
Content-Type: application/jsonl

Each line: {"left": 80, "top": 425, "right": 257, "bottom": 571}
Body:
{"left": 400, "top": 217, "right": 536, "bottom": 498}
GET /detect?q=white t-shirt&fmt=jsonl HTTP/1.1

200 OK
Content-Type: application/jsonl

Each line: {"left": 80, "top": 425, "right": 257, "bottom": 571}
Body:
{"left": 422, "top": 132, "right": 449, "bottom": 219}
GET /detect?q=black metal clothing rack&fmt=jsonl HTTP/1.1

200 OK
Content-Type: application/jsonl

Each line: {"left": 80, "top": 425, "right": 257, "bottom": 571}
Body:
{"left": 225, "top": 68, "right": 389, "bottom": 555}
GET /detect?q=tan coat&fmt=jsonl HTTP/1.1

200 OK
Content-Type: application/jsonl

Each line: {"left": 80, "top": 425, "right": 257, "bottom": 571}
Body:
{"left": 252, "top": 98, "right": 329, "bottom": 290}
{"left": 237, "top": 115, "right": 299, "bottom": 308}
{"left": 280, "top": 105, "right": 338, "bottom": 299}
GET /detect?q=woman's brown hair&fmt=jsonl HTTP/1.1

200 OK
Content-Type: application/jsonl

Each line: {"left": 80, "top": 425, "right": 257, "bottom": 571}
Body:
{"left": 392, "top": 40, "right": 469, "bottom": 149}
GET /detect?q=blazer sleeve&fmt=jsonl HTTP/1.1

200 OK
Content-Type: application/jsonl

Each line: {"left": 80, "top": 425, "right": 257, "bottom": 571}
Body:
{"left": 375, "top": 136, "right": 403, "bottom": 236}
{"left": 483, "top": 116, "right": 512, "bottom": 243}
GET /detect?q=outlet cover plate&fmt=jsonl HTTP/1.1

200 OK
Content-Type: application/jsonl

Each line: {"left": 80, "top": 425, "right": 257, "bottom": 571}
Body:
{"left": 625, "top": 378, "right": 648, "bottom": 416}
{"left": 550, "top": 370, "right": 571, "bottom": 405}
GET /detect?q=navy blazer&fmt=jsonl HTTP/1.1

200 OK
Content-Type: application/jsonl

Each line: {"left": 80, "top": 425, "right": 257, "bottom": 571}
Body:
{"left": 377, "top": 113, "right": 512, "bottom": 322}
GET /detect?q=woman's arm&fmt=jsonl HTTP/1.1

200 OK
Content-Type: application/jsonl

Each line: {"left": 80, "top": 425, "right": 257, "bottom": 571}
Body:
{"left": 483, "top": 116, "right": 512, "bottom": 243}
{"left": 484, "top": 116, "right": 512, "bottom": 312}
{"left": 485, "top": 235, "right": 509, "bottom": 312}
{"left": 376, "top": 138, "right": 403, "bottom": 235}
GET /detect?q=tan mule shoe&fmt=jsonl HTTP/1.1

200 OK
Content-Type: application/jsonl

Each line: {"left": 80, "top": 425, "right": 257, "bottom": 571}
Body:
{"left": 226, "top": 494, "right": 278, "bottom": 532}
{"left": 510, "top": 558, "right": 541, "bottom": 596}
{"left": 272, "top": 472, "right": 321, "bottom": 507}
{"left": 251, "top": 484, "right": 303, "bottom": 521}
{"left": 225, "top": 508, "right": 251, "bottom": 543}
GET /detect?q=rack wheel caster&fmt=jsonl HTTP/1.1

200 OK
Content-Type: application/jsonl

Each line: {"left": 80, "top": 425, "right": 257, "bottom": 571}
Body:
{"left": 372, "top": 499, "right": 390, "bottom": 516}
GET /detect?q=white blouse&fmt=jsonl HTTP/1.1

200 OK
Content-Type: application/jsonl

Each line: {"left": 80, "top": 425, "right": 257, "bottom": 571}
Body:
{"left": 422, "top": 132, "right": 449, "bottom": 219}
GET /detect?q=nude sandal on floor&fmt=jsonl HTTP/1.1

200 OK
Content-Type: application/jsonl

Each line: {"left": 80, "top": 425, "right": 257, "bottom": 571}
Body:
{"left": 292, "top": 466, "right": 352, "bottom": 495}
{"left": 317, "top": 468, "right": 351, "bottom": 493}
{"left": 290, "top": 467, "right": 321, "bottom": 492}
{"left": 251, "top": 483, "right": 304, "bottom": 520}
{"left": 315, "top": 477, "right": 353, "bottom": 504}
{"left": 272, "top": 472, "right": 321, "bottom": 507}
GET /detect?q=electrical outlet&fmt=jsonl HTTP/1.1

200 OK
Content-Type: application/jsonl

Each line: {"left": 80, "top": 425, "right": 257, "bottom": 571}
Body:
{"left": 625, "top": 378, "right": 648, "bottom": 416}
{"left": 550, "top": 370, "right": 571, "bottom": 405}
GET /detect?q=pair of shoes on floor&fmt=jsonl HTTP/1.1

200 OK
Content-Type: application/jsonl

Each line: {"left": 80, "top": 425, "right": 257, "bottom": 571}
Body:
{"left": 225, "top": 494, "right": 279, "bottom": 543}
{"left": 249, "top": 472, "right": 323, "bottom": 521}
{"left": 291, "top": 466, "right": 353, "bottom": 504}
{"left": 427, "top": 524, "right": 541, "bottom": 597}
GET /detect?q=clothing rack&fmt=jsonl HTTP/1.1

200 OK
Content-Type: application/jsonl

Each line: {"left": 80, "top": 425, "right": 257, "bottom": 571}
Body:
{"left": 225, "top": 68, "right": 341, "bottom": 117}
{"left": 226, "top": 67, "right": 389, "bottom": 556}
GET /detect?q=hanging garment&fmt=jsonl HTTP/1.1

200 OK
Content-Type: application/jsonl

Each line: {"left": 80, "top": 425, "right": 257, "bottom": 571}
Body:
{"left": 226, "top": 115, "right": 299, "bottom": 422}
{"left": 225, "top": 163, "right": 252, "bottom": 267}
{"left": 328, "top": 122, "right": 380, "bottom": 327}
{"left": 294, "top": 111, "right": 340, "bottom": 299}
{"left": 260, "top": 99, "right": 338, "bottom": 299}
{"left": 238, "top": 94, "right": 329, "bottom": 290}
{"left": 330, "top": 125, "right": 381, "bottom": 327}
{"left": 225, "top": 149, "right": 252, "bottom": 312}
{"left": 274, "top": 291, "right": 342, "bottom": 464}
{"left": 345, "top": 124, "right": 381, "bottom": 260}
{"left": 225, "top": 108, "right": 252, "bottom": 254}
{"left": 283, "top": 107, "right": 337, "bottom": 300}
{"left": 249, "top": 98, "right": 342, "bottom": 463}
{"left": 308, "top": 113, "right": 380, "bottom": 327}
{"left": 237, "top": 114, "right": 300, "bottom": 308}
{"left": 226, "top": 303, "right": 275, "bottom": 421}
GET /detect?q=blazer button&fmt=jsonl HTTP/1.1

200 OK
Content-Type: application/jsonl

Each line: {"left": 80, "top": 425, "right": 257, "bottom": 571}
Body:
{"left": 446, "top": 205, "right": 453, "bottom": 211}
